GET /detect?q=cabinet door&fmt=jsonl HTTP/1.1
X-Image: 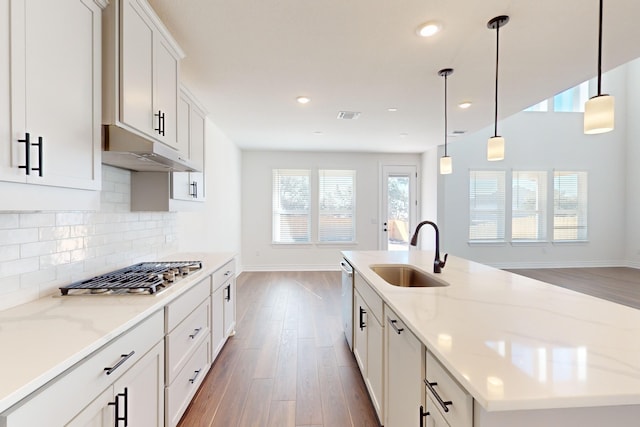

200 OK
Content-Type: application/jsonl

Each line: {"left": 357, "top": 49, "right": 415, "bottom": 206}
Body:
{"left": 211, "top": 284, "right": 225, "bottom": 358}
{"left": 0, "top": 0, "right": 15, "bottom": 182}
{"left": 385, "top": 311, "right": 423, "bottom": 427}
{"left": 8, "top": 0, "right": 101, "bottom": 189}
{"left": 120, "top": 0, "right": 154, "bottom": 137}
{"left": 65, "top": 387, "right": 113, "bottom": 427}
{"left": 154, "top": 36, "right": 179, "bottom": 149}
{"left": 353, "top": 291, "right": 367, "bottom": 375}
{"left": 223, "top": 278, "right": 236, "bottom": 337}
{"left": 426, "top": 394, "right": 449, "bottom": 427}
{"left": 189, "top": 103, "right": 206, "bottom": 171}
{"left": 176, "top": 93, "right": 190, "bottom": 158}
{"left": 367, "top": 314, "right": 383, "bottom": 420}
{"left": 113, "top": 340, "right": 164, "bottom": 427}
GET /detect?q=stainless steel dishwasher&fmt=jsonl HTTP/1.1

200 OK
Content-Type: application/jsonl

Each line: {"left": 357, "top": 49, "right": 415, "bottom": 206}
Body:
{"left": 340, "top": 259, "right": 354, "bottom": 350}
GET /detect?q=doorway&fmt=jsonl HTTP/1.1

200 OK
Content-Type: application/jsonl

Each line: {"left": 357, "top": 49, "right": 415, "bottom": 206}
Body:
{"left": 380, "top": 165, "right": 418, "bottom": 251}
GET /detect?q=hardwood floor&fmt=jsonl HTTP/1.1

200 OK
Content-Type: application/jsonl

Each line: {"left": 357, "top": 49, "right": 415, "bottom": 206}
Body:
{"left": 506, "top": 267, "right": 640, "bottom": 310}
{"left": 178, "top": 271, "right": 380, "bottom": 427}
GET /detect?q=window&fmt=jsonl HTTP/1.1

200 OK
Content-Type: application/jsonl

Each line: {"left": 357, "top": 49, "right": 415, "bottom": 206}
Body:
{"left": 469, "top": 171, "right": 506, "bottom": 241}
{"left": 554, "top": 171, "right": 588, "bottom": 241}
{"left": 512, "top": 171, "right": 547, "bottom": 241}
{"left": 272, "top": 169, "right": 311, "bottom": 243}
{"left": 553, "top": 81, "right": 589, "bottom": 112}
{"left": 318, "top": 170, "right": 356, "bottom": 242}
{"left": 524, "top": 99, "right": 549, "bottom": 112}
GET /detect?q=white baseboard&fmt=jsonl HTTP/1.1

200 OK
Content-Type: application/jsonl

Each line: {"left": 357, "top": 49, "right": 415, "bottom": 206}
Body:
{"left": 240, "top": 264, "right": 340, "bottom": 272}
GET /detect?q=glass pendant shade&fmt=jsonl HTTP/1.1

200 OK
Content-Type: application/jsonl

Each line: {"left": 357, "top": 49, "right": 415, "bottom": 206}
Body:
{"left": 584, "top": 94, "right": 614, "bottom": 134}
{"left": 440, "top": 155, "right": 452, "bottom": 175}
{"left": 487, "top": 136, "right": 505, "bottom": 161}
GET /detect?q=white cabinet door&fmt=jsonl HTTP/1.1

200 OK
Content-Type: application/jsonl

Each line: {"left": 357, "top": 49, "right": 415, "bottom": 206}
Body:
{"left": 385, "top": 310, "right": 424, "bottom": 427}
{"left": 367, "top": 312, "right": 383, "bottom": 419}
{"left": 113, "top": 340, "right": 164, "bottom": 427}
{"left": 223, "top": 278, "right": 236, "bottom": 337}
{"left": 5, "top": 0, "right": 101, "bottom": 190}
{"left": 154, "top": 36, "right": 179, "bottom": 149}
{"left": 426, "top": 394, "right": 450, "bottom": 427}
{"left": 120, "top": 0, "right": 155, "bottom": 138}
{"left": 65, "top": 387, "right": 113, "bottom": 427}
{"left": 353, "top": 290, "right": 367, "bottom": 375}
{"left": 0, "top": 0, "right": 14, "bottom": 182}
{"left": 211, "top": 284, "right": 225, "bottom": 358}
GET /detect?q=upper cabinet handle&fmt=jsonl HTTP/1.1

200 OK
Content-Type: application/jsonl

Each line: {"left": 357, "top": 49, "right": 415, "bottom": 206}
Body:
{"left": 18, "top": 132, "right": 31, "bottom": 175}
{"left": 32, "top": 136, "right": 43, "bottom": 177}
{"left": 154, "top": 110, "right": 165, "bottom": 135}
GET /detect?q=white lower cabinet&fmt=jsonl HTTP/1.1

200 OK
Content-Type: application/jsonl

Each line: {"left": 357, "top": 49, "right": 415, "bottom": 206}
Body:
{"left": 352, "top": 271, "right": 384, "bottom": 422}
{"left": 211, "top": 259, "right": 236, "bottom": 359}
{"left": 425, "top": 350, "right": 473, "bottom": 427}
{"left": 426, "top": 394, "right": 450, "bottom": 427}
{"left": 385, "top": 305, "right": 424, "bottom": 427}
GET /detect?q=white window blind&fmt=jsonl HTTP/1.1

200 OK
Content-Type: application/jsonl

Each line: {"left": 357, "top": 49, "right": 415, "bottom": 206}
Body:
{"left": 554, "top": 171, "right": 588, "bottom": 241}
{"left": 469, "top": 171, "right": 506, "bottom": 241}
{"left": 272, "top": 169, "right": 311, "bottom": 243}
{"left": 512, "top": 171, "right": 547, "bottom": 241}
{"left": 318, "top": 170, "right": 356, "bottom": 242}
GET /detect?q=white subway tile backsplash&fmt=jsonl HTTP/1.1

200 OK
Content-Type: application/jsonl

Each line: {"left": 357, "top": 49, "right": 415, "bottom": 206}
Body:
{"left": 0, "top": 166, "right": 179, "bottom": 309}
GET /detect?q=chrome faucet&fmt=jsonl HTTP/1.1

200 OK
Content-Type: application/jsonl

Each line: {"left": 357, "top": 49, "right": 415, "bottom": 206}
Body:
{"left": 410, "top": 221, "right": 448, "bottom": 273}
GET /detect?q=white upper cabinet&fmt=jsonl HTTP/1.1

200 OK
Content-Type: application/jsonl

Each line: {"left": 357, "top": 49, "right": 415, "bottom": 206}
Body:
{"left": 0, "top": 0, "right": 103, "bottom": 191}
{"left": 104, "top": 0, "right": 184, "bottom": 151}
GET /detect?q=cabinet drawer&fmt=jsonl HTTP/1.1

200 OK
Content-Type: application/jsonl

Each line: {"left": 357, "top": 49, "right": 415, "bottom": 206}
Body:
{"left": 212, "top": 259, "right": 235, "bottom": 291}
{"left": 354, "top": 271, "right": 383, "bottom": 323}
{"left": 166, "top": 298, "right": 210, "bottom": 384}
{"left": 0, "top": 310, "right": 163, "bottom": 426}
{"left": 165, "top": 275, "right": 210, "bottom": 332}
{"left": 166, "top": 337, "right": 210, "bottom": 427}
{"left": 425, "top": 350, "right": 473, "bottom": 427}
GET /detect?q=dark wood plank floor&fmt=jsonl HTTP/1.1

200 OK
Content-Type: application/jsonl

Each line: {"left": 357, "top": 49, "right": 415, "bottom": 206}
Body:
{"left": 506, "top": 267, "right": 640, "bottom": 310}
{"left": 178, "top": 271, "right": 380, "bottom": 427}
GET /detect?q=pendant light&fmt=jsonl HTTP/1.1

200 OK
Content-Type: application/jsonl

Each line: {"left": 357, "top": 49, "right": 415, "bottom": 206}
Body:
{"left": 438, "top": 68, "right": 453, "bottom": 175}
{"left": 487, "top": 15, "right": 509, "bottom": 161}
{"left": 584, "top": 0, "right": 614, "bottom": 134}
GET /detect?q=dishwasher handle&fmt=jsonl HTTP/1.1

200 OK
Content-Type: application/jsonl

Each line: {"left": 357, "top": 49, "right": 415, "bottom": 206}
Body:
{"left": 340, "top": 261, "right": 353, "bottom": 277}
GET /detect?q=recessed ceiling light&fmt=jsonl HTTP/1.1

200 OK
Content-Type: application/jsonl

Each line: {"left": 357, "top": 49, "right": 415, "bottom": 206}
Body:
{"left": 416, "top": 21, "right": 442, "bottom": 37}
{"left": 458, "top": 101, "right": 472, "bottom": 109}
{"left": 296, "top": 96, "right": 311, "bottom": 104}
{"left": 387, "top": 108, "right": 398, "bottom": 112}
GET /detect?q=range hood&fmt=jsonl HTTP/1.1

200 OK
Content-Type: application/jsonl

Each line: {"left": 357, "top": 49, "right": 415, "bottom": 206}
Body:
{"left": 101, "top": 125, "right": 199, "bottom": 172}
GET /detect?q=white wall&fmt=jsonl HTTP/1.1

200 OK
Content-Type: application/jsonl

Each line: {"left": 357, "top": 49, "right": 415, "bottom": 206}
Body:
{"left": 625, "top": 60, "right": 640, "bottom": 267}
{"left": 241, "top": 151, "right": 421, "bottom": 270}
{"left": 177, "top": 119, "right": 242, "bottom": 257}
{"left": 433, "top": 65, "right": 629, "bottom": 269}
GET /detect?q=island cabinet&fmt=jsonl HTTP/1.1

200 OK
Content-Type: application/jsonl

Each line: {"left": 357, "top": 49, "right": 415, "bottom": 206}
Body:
{"left": 0, "top": 311, "right": 165, "bottom": 426}
{"left": 103, "top": 0, "right": 185, "bottom": 151}
{"left": 384, "top": 305, "right": 425, "bottom": 427}
{"left": 0, "top": 0, "right": 103, "bottom": 210}
{"left": 424, "top": 350, "right": 473, "bottom": 427}
{"left": 164, "top": 275, "right": 212, "bottom": 427}
{"left": 353, "top": 270, "right": 384, "bottom": 422}
{"left": 211, "top": 259, "right": 237, "bottom": 360}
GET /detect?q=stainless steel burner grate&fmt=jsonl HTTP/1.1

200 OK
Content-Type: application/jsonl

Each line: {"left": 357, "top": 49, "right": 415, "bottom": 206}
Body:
{"left": 59, "top": 261, "right": 202, "bottom": 295}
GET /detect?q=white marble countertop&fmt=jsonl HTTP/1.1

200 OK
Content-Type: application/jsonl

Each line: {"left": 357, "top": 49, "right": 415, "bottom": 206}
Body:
{"left": 0, "top": 252, "right": 235, "bottom": 413}
{"left": 342, "top": 250, "right": 640, "bottom": 412}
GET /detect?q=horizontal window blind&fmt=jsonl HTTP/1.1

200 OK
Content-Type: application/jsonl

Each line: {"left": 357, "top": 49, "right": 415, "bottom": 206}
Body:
{"left": 469, "top": 171, "right": 506, "bottom": 240}
{"left": 272, "top": 169, "right": 311, "bottom": 243}
{"left": 554, "top": 171, "right": 587, "bottom": 241}
{"left": 512, "top": 171, "right": 547, "bottom": 241}
{"left": 319, "top": 170, "right": 356, "bottom": 242}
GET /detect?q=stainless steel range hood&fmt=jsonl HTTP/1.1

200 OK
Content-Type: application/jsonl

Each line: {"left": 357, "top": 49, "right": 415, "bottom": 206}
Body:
{"left": 101, "top": 125, "right": 199, "bottom": 172}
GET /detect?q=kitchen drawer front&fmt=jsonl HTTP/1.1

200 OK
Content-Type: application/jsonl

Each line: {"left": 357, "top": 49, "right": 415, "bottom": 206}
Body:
{"left": 425, "top": 350, "right": 473, "bottom": 427}
{"left": 165, "top": 336, "right": 211, "bottom": 427}
{"left": 354, "top": 271, "right": 383, "bottom": 323}
{"left": 212, "top": 258, "right": 235, "bottom": 291}
{"left": 165, "top": 275, "right": 211, "bottom": 332}
{"left": 166, "top": 298, "right": 210, "bottom": 384}
{"left": 0, "top": 310, "right": 163, "bottom": 426}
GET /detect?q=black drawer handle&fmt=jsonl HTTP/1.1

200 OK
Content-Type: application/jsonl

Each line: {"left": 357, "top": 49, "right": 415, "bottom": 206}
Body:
{"left": 225, "top": 284, "right": 231, "bottom": 301}
{"left": 359, "top": 306, "right": 366, "bottom": 330}
{"left": 104, "top": 351, "right": 135, "bottom": 375}
{"left": 388, "top": 318, "right": 404, "bottom": 335}
{"left": 189, "top": 368, "right": 202, "bottom": 384}
{"left": 425, "top": 379, "right": 453, "bottom": 413}
{"left": 419, "top": 405, "right": 430, "bottom": 427}
{"left": 189, "top": 327, "right": 203, "bottom": 339}
{"left": 224, "top": 270, "right": 233, "bottom": 277}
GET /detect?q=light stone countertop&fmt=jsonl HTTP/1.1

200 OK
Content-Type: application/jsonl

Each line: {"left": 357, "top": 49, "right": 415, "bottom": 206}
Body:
{"left": 0, "top": 252, "right": 235, "bottom": 413}
{"left": 342, "top": 250, "right": 640, "bottom": 412}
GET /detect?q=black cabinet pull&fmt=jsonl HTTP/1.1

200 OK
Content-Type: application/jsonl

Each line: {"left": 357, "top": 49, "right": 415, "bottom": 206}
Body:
{"left": 190, "top": 181, "right": 198, "bottom": 198}
{"left": 189, "top": 327, "right": 202, "bottom": 339}
{"left": 424, "top": 379, "right": 453, "bottom": 413}
{"left": 32, "top": 136, "right": 43, "bottom": 177}
{"left": 108, "top": 387, "right": 128, "bottom": 426}
{"left": 104, "top": 351, "right": 135, "bottom": 375}
{"left": 225, "top": 284, "right": 231, "bottom": 301}
{"left": 388, "top": 318, "right": 404, "bottom": 335}
{"left": 18, "top": 132, "right": 31, "bottom": 175}
{"left": 359, "top": 306, "right": 366, "bottom": 330}
{"left": 154, "top": 110, "right": 165, "bottom": 136}
{"left": 189, "top": 368, "right": 202, "bottom": 384}
{"left": 419, "top": 405, "right": 430, "bottom": 427}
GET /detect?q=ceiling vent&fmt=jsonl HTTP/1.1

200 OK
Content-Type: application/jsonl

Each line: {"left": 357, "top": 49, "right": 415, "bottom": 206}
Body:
{"left": 337, "top": 111, "right": 361, "bottom": 120}
{"left": 450, "top": 130, "right": 466, "bottom": 137}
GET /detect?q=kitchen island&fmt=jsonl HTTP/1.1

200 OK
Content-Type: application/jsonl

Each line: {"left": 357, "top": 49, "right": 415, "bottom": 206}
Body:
{"left": 343, "top": 250, "right": 640, "bottom": 426}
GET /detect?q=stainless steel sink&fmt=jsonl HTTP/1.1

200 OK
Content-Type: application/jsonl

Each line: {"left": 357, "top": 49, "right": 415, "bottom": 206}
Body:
{"left": 370, "top": 264, "right": 449, "bottom": 288}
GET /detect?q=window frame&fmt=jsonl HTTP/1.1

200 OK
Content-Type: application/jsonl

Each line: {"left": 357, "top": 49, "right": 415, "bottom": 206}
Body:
{"left": 272, "top": 169, "right": 312, "bottom": 244}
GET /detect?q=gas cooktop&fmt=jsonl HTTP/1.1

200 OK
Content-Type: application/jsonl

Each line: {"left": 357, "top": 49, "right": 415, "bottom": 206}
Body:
{"left": 59, "top": 261, "right": 202, "bottom": 296}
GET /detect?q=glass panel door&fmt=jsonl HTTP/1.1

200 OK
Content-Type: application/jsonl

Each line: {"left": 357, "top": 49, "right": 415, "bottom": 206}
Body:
{"left": 381, "top": 166, "right": 417, "bottom": 251}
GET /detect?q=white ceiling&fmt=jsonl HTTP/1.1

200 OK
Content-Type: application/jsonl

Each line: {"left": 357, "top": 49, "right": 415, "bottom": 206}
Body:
{"left": 147, "top": 0, "right": 640, "bottom": 153}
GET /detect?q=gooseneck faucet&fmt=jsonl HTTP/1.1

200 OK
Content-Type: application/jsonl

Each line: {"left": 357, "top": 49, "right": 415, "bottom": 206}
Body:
{"left": 410, "top": 220, "right": 448, "bottom": 273}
